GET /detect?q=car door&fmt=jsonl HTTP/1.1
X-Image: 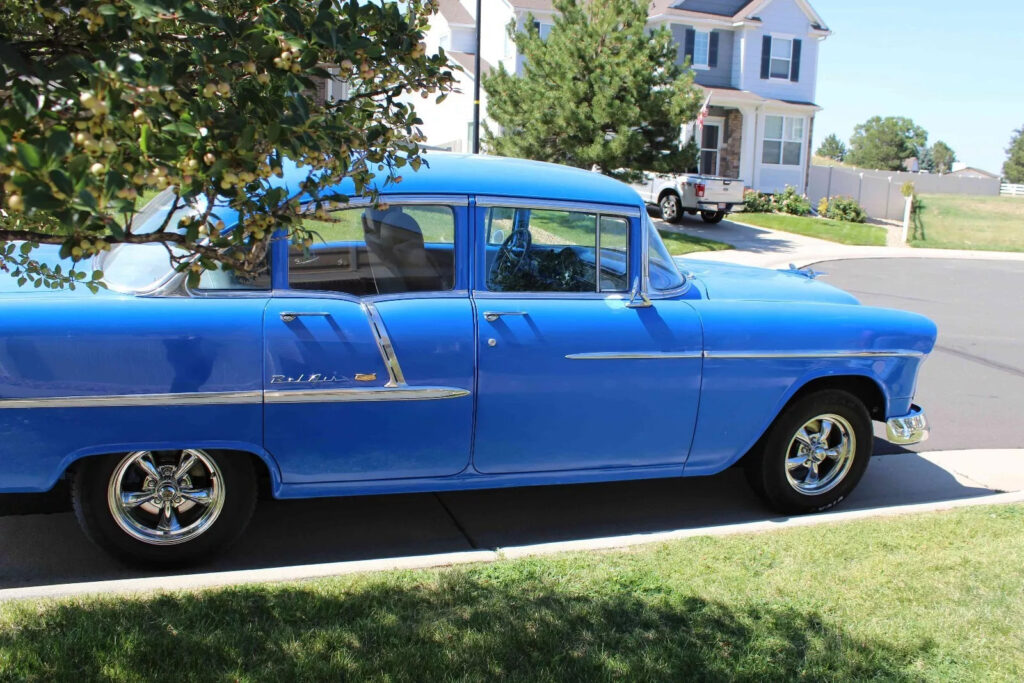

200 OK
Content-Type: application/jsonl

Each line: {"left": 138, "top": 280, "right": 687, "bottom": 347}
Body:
{"left": 471, "top": 199, "right": 703, "bottom": 474}
{"left": 262, "top": 199, "right": 475, "bottom": 484}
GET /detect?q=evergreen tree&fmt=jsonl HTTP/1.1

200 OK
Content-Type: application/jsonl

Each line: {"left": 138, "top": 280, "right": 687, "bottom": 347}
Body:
{"left": 845, "top": 116, "right": 928, "bottom": 171}
{"left": 1004, "top": 127, "right": 1024, "bottom": 183}
{"left": 481, "top": 0, "right": 701, "bottom": 180}
{"left": 815, "top": 133, "right": 846, "bottom": 162}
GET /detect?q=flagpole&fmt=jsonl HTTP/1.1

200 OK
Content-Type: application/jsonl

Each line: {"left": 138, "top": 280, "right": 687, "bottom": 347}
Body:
{"left": 472, "top": 0, "right": 482, "bottom": 154}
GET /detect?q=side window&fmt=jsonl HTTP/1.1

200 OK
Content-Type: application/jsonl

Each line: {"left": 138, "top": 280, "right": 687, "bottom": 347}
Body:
{"left": 288, "top": 204, "right": 456, "bottom": 295}
{"left": 485, "top": 207, "right": 628, "bottom": 293}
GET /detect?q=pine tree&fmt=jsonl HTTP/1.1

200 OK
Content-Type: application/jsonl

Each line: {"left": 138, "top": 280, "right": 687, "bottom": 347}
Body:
{"left": 815, "top": 134, "right": 846, "bottom": 162}
{"left": 1004, "top": 127, "right": 1024, "bottom": 183}
{"left": 481, "top": 0, "right": 701, "bottom": 180}
{"left": 846, "top": 116, "right": 928, "bottom": 171}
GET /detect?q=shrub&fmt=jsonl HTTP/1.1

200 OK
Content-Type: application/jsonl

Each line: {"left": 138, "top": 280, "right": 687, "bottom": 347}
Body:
{"left": 900, "top": 181, "right": 916, "bottom": 197}
{"left": 744, "top": 190, "right": 774, "bottom": 213}
{"left": 821, "top": 196, "right": 867, "bottom": 223}
{"left": 776, "top": 186, "right": 811, "bottom": 215}
{"left": 817, "top": 197, "right": 830, "bottom": 216}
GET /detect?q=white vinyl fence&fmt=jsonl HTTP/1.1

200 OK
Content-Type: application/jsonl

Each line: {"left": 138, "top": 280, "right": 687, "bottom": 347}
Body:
{"left": 1001, "top": 183, "right": 1024, "bottom": 197}
{"left": 808, "top": 165, "right": 1003, "bottom": 221}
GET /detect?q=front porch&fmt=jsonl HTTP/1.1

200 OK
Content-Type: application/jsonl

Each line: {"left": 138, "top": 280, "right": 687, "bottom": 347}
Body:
{"left": 689, "top": 86, "right": 820, "bottom": 194}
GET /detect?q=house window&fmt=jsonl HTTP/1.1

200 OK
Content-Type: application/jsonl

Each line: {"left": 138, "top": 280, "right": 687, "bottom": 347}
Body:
{"left": 762, "top": 115, "right": 804, "bottom": 166}
{"left": 532, "top": 20, "right": 553, "bottom": 40}
{"left": 693, "top": 30, "right": 710, "bottom": 68}
{"left": 769, "top": 37, "right": 792, "bottom": 79}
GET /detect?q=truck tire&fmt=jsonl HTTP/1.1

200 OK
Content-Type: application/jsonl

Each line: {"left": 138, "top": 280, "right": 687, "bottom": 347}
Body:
{"left": 659, "top": 193, "right": 682, "bottom": 224}
{"left": 700, "top": 210, "right": 725, "bottom": 224}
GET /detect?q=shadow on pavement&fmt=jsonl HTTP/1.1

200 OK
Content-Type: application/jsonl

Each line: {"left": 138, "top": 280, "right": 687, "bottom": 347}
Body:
{"left": 0, "top": 452, "right": 997, "bottom": 592}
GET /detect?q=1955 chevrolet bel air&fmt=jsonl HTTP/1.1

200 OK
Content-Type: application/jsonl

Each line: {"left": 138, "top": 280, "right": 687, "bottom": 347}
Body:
{"left": 0, "top": 154, "right": 935, "bottom": 565}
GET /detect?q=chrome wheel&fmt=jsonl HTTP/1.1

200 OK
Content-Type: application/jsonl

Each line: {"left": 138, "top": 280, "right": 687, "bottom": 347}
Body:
{"left": 107, "top": 449, "right": 225, "bottom": 546}
{"left": 784, "top": 414, "right": 856, "bottom": 495}
{"left": 660, "top": 194, "right": 679, "bottom": 222}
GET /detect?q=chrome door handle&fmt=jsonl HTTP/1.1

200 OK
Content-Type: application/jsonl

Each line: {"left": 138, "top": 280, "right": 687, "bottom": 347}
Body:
{"left": 483, "top": 311, "right": 527, "bottom": 322}
{"left": 280, "top": 311, "right": 331, "bottom": 323}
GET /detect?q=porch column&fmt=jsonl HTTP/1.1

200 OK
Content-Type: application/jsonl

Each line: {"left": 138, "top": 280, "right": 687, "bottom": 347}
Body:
{"left": 738, "top": 104, "right": 758, "bottom": 189}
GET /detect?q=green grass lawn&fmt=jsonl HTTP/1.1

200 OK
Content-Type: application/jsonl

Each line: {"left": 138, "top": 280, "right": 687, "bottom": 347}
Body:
{"left": 910, "top": 194, "right": 1024, "bottom": 252}
{"left": 737, "top": 212, "right": 888, "bottom": 246}
{"left": 2, "top": 504, "right": 1023, "bottom": 680}
{"left": 658, "top": 228, "right": 733, "bottom": 255}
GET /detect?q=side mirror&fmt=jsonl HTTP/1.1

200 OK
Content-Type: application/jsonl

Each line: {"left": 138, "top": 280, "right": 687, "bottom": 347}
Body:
{"left": 626, "top": 276, "right": 652, "bottom": 308}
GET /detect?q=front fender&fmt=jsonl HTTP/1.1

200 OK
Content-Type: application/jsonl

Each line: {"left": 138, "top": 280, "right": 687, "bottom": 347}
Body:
{"left": 683, "top": 301, "right": 936, "bottom": 476}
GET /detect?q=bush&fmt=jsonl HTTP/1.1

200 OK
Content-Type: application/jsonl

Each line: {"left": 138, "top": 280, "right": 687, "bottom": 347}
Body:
{"left": 776, "top": 186, "right": 811, "bottom": 215}
{"left": 821, "top": 196, "right": 867, "bottom": 223}
{"left": 817, "top": 197, "right": 830, "bottom": 215}
{"left": 744, "top": 190, "right": 774, "bottom": 213}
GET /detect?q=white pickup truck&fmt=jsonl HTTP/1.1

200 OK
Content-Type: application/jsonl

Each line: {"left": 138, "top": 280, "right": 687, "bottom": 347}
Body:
{"left": 632, "top": 172, "right": 745, "bottom": 225}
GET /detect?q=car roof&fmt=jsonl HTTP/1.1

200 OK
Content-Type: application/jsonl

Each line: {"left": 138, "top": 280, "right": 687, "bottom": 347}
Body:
{"left": 283, "top": 153, "right": 644, "bottom": 208}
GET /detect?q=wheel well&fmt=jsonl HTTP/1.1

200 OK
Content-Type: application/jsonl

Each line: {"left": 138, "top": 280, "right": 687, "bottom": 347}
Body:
{"left": 733, "top": 375, "right": 887, "bottom": 469}
{"left": 66, "top": 448, "right": 276, "bottom": 499}
{"left": 786, "top": 375, "right": 887, "bottom": 421}
{"left": 658, "top": 188, "right": 679, "bottom": 203}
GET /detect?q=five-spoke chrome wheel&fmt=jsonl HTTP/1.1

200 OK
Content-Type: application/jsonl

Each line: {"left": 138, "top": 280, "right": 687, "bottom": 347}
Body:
{"left": 784, "top": 414, "right": 856, "bottom": 495}
{"left": 107, "top": 449, "right": 225, "bottom": 545}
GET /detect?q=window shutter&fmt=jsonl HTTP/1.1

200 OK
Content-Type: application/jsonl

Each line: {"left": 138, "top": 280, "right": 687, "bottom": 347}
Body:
{"left": 760, "top": 35, "right": 771, "bottom": 79}
{"left": 790, "top": 38, "right": 802, "bottom": 81}
{"left": 684, "top": 28, "right": 695, "bottom": 64}
{"left": 708, "top": 31, "right": 719, "bottom": 68}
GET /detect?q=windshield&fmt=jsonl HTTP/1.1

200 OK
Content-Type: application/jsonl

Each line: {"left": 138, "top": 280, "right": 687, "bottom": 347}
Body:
{"left": 646, "top": 216, "right": 685, "bottom": 290}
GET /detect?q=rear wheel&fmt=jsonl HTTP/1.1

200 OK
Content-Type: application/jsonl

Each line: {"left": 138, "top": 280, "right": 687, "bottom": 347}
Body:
{"left": 700, "top": 210, "right": 725, "bottom": 224}
{"left": 746, "top": 390, "right": 872, "bottom": 514}
{"left": 659, "top": 193, "right": 682, "bottom": 224}
{"left": 72, "top": 449, "right": 256, "bottom": 566}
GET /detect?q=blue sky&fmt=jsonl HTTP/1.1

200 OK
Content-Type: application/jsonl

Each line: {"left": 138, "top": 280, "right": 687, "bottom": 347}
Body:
{"left": 811, "top": 0, "right": 1024, "bottom": 174}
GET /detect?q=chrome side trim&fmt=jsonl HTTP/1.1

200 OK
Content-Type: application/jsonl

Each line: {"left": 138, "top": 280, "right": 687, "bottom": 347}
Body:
{"left": 886, "top": 405, "right": 929, "bottom": 444}
{"left": 0, "top": 390, "right": 263, "bottom": 410}
{"left": 702, "top": 349, "right": 927, "bottom": 359}
{"left": 475, "top": 196, "right": 642, "bottom": 218}
{"left": 264, "top": 387, "right": 470, "bottom": 403}
{"left": 361, "top": 301, "right": 406, "bottom": 387}
{"left": 566, "top": 351, "right": 702, "bottom": 360}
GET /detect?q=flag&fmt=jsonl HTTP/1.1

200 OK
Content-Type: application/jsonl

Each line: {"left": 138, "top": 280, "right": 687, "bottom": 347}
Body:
{"left": 696, "top": 92, "right": 712, "bottom": 131}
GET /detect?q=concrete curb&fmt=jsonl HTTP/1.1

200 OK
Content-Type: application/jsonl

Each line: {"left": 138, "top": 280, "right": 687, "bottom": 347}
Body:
{"left": 3, "top": 458, "right": 1023, "bottom": 603}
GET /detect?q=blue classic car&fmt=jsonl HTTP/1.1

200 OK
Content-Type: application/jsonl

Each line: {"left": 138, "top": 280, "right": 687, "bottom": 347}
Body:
{"left": 0, "top": 154, "right": 934, "bottom": 564}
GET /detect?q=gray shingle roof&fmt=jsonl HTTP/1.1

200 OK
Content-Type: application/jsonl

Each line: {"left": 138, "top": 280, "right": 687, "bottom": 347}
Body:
{"left": 671, "top": 0, "right": 755, "bottom": 17}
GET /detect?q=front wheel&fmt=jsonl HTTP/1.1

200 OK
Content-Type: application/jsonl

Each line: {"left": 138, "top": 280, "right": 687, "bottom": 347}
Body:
{"left": 72, "top": 449, "right": 257, "bottom": 566}
{"left": 745, "top": 390, "right": 872, "bottom": 515}
{"left": 700, "top": 210, "right": 725, "bottom": 224}
{"left": 659, "top": 193, "right": 682, "bottom": 224}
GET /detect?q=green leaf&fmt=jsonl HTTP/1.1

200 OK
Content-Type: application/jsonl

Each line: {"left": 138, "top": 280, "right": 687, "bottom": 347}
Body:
{"left": 267, "top": 122, "right": 281, "bottom": 143}
{"left": 77, "top": 189, "right": 98, "bottom": 211}
{"left": 140, "top": 124, "right": 150, "bottom": 153}
{"left": 23, "top": 187, "right": 63, "bottom": 211}
{"left": 19, "top": 242, "right": 32, "bottom": 256}
{"left": 162, "top": 121, "right": 200, "bottom": 137}
{"left": 97, "top": 3, "right": 118, "bottom": 15}
{"left": 15, "top": 142, "right": 42, "bottom": 170}
{"left": 49, "top": 169, "right": 74, "bottom": 196}
{"left": 91, "top": 270, "right": 104, "bottom": 280}
{"left": 45, "top": 129, "right": 74, "bottom": 158}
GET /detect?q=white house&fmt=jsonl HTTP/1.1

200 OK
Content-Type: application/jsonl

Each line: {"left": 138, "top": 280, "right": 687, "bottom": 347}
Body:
{"left": 415, "top": 0, "right": 830, "bottom": 193}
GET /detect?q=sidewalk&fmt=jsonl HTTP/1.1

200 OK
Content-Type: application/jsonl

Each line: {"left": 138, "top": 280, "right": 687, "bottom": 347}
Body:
{"left": 663, "top": 216, "right": 1024, "bottom": 270}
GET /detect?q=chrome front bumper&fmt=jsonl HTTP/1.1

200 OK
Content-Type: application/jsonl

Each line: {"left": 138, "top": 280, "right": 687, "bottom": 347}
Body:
{"left": 886, "top": 405, "right": 929, "bottom": 445}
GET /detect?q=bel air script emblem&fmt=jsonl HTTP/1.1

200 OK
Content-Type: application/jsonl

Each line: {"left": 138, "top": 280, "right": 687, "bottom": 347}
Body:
{"left": 270, "top": 373, "right": 343, "bottom": 384}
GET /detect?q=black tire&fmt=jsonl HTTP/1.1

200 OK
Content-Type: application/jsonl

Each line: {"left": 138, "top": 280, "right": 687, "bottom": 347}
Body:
{"left": 700, "top": 210, "right": 725, "bottom": 224}
{"left": 745, "top": 390, "right": 872, "bottom": 515}
{"left": 659, "top": 193, "right": 682, "bottom": 224}
{"left": 72, "top": 449, "right": 257, "bottom": 566}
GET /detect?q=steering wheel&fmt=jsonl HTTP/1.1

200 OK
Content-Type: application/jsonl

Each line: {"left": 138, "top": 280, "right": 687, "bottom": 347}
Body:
{"left": 491, "top": 228, "right": 532, "bottom": 284}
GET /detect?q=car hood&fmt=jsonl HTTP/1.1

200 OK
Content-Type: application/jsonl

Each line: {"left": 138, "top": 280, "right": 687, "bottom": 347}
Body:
{"left": 679, "top": 259, "right": 860, "bottom": 305}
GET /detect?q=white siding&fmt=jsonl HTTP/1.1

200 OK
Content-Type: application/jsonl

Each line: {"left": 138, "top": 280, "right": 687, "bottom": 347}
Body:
{"left": 737, "top": 0, "right": 820, "bottom": 104}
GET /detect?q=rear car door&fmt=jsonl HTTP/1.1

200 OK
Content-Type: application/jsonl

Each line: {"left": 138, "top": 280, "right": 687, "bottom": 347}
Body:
{"left": 262, "top": 198, "right": 475, "bottom": 484}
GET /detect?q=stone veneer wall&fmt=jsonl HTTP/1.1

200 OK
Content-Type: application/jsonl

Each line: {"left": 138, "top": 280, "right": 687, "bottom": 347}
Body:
{"left": 720, "top": 109, "right": 743, "bottom": 180}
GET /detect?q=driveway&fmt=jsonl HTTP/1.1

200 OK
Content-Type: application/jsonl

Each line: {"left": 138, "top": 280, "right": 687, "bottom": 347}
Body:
{"left": 1, "top": 258, "right": 1022, "bottom": 592}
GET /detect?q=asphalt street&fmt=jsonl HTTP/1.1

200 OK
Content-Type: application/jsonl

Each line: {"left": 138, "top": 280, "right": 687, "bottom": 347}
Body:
{"left": 815, "top": 258, "right": 1024, "bottom": 454}
{"left": 1, "top": 257, "right": 1020, "bottom": 589}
